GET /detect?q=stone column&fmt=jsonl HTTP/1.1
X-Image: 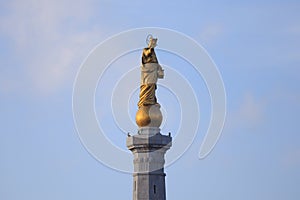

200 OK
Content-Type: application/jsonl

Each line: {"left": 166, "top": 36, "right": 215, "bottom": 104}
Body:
{"left": 127, "top": 127, "right": 172, "bottom": 200}
{"left": 127, "top": 36, "right": 171, "bottom": 200}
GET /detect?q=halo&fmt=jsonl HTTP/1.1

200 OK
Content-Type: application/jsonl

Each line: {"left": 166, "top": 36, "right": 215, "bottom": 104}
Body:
{"left": 146, "top": 34, "right": 153, "bottom": 45}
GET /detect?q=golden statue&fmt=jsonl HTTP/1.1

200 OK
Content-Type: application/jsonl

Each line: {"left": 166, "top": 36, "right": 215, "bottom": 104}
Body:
{"left": 136, "top": 35, "right": 164, "bottom": 128}
{"left": 138, "top": 36, "right": 164, "bottom": 108}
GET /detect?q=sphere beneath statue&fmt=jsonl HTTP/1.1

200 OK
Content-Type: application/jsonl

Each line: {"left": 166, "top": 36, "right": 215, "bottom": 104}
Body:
{"left": 136, "top": 104, "right": 162, "bottom": 128}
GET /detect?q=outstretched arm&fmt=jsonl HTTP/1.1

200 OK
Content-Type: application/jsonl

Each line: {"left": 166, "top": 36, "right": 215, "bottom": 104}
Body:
{"left": 157, "top": 64, "right": 164, "bottom": 79}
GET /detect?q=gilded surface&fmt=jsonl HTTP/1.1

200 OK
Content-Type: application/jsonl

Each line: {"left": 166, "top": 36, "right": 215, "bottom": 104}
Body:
{"left": 142, "top": 48, "right": 158, "bottom": 64}
{"left": 136, "top": 36, "right": 164, "bottom": 128}
{"left": 136, "top": 104, "right": 162, "bottom": 127}
{"left": 138, "top": 84, "right": 157, "bottom": 108}
{"left": 137, "top": 37, "right": 164, "bottom": 108}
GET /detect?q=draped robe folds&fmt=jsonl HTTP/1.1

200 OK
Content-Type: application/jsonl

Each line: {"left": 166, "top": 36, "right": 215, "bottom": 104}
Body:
{"left": 138, "top": 83, "right": 157, "bottom": 107}
{"left": 138, "top": 47, "right": 164, "bottom": 108}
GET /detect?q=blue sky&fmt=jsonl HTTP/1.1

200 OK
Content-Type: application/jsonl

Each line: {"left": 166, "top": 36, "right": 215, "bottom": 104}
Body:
{"left": 1, "top": 0, "right": 300, "bottom": 199}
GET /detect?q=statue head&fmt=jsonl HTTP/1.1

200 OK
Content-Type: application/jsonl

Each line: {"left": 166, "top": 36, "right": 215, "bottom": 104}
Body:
{"left": 146, "top": 35, "right": 157, "bottom": 48}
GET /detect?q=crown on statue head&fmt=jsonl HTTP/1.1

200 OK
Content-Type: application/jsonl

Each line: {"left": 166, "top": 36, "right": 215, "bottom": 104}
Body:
{"left": 146, "top": 34, "right": 158, "bottom": 48}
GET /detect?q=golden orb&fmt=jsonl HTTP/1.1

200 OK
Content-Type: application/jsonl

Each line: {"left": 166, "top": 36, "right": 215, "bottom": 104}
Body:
{"left": 136, "top": 105, "right": 162, "bottom": 128}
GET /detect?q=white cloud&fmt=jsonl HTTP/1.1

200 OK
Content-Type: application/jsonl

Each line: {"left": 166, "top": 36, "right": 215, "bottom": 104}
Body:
{"left": 198, "top": 24, "right": 224, "bottom": 45}
{"left": 0, "top": 0, "right": 102, "bottom": 95}
{"left": 238, "top": 93, "right": 264, "bottom": 124}
{"left": 224, "top": 93, "right": 265, "bottom": 133}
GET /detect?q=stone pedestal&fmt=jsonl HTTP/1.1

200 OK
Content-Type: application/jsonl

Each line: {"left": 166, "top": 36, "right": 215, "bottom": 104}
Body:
{"left": 127, "top": 128, "right": 172, "bottom": 200}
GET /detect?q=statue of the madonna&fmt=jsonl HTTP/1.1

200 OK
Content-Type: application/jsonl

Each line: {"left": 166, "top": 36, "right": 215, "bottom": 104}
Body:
{"left": 135, "top": 35, "right": 164, "bottom": 128}
{"left": 138, "top": 36, "right": 164, "bottom": 108}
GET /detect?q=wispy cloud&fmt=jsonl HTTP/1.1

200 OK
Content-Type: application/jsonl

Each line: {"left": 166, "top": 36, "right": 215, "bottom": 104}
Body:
{"left": 198, "top": 24, "right": 224, "bottom": 45}
{"left": 0, "top": 0, "right": 102, "bottom": 95}
{"left": 224, "top": 93, "right": 266, "bottom": 133}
